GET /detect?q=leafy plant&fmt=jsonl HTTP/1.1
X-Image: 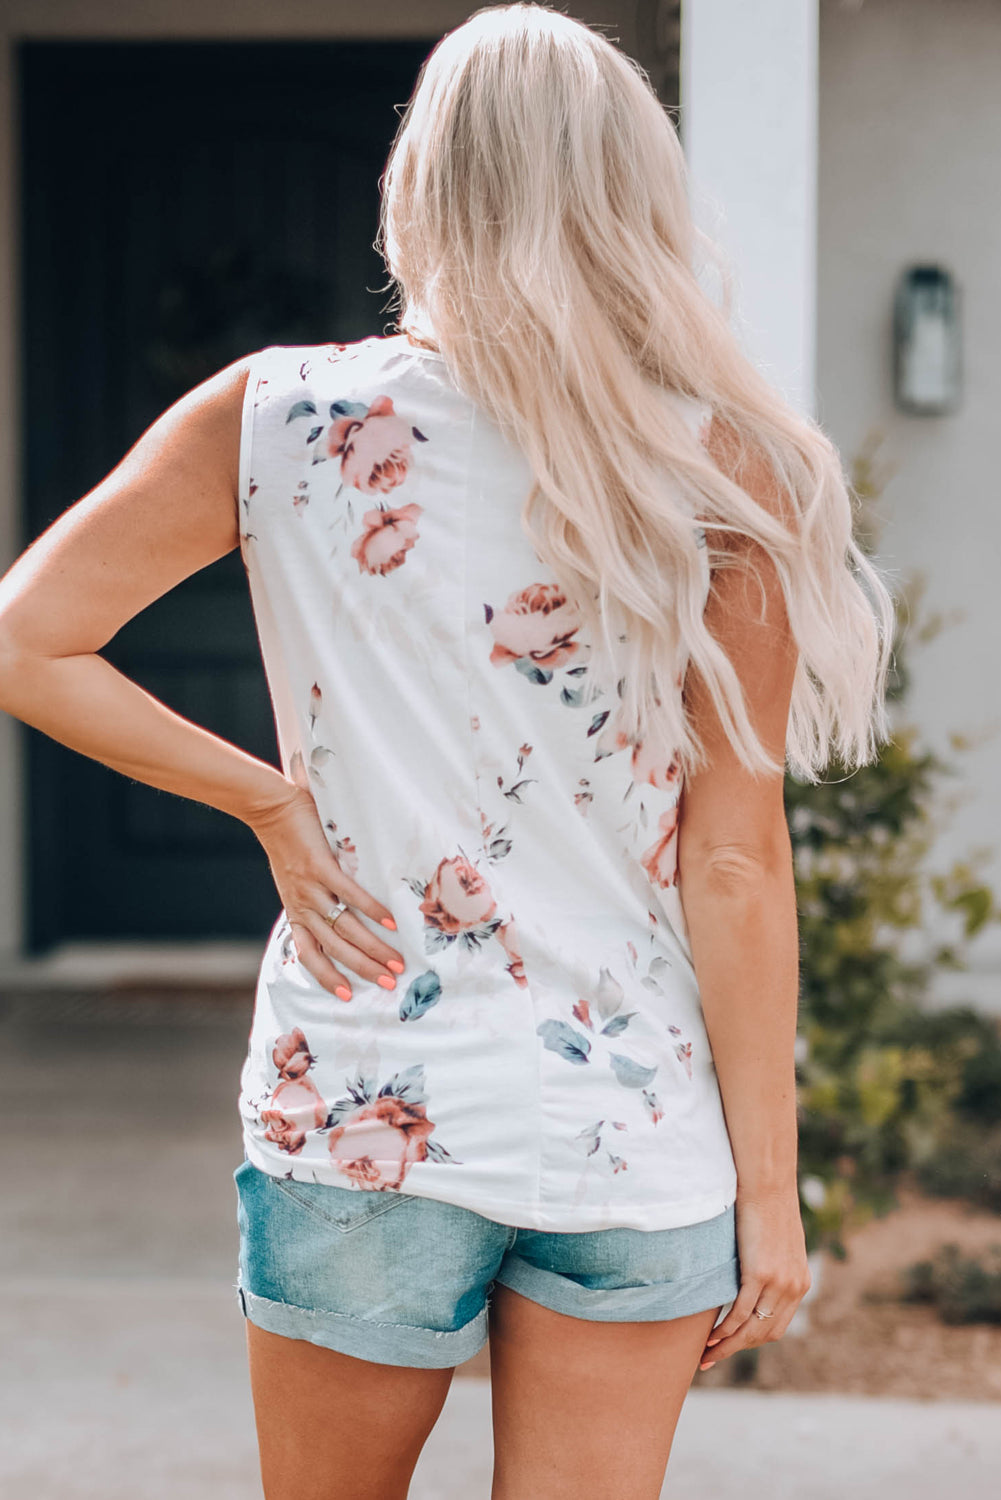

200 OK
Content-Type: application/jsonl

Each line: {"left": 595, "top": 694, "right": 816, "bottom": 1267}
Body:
{"left": 899, "top": 1241, "right": 1001, "bottom": 1324}
{"left": 788, "top": 430, "right": 1001, "bottom": 1257}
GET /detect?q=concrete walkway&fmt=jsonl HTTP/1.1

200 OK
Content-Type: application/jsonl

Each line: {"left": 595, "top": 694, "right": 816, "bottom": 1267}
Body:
{"left": 2, "top": 986, "right": 999, "bottom": 1499}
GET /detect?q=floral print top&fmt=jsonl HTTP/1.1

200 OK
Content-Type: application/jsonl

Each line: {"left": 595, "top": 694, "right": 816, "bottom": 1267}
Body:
{"left": 235, "top": 335, "right": 737, "bottom": 1231}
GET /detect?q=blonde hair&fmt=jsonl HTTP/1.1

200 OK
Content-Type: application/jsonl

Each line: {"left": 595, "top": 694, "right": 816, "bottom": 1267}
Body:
{"left": 376, "top": 2, "right": 896, "bottom": 783}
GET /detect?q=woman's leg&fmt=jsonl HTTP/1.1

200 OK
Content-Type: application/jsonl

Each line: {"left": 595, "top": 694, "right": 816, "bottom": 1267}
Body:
{"left": 488, "top": 1284, "right": 721, "bottom": 1500}
{"left": 244, "top": 1321, "right": 455, "bottom": 1500}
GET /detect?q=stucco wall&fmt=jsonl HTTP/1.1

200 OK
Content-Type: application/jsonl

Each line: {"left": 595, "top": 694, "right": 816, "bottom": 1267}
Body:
{"left": 817, "top": 0, "right": 1001, "bottom": 1004}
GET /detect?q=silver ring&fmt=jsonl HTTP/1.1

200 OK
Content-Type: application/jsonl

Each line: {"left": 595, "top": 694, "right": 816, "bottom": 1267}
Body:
{"left": 322, "top": 900, "right": 349, "bottom": 928}
{"left": 752, "top": 1307, "right": 775, "bottom": 1320}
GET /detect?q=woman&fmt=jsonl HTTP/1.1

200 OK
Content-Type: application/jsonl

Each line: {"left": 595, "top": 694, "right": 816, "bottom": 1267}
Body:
{"left": 0, "top": 5, "right": 894, "bottom": 1498}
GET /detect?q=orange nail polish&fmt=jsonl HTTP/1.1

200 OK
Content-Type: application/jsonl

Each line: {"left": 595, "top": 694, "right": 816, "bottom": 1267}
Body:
{"left": 335, "top": 986, "right": 352, "bottom": 1001}
{"left": 377, "top": 974, "right": 396, "bottom": 990}
{"left": 386, "top": 959, "right": 405, "bottom": 974}
{"left": 381, "top": 917, "right": 397, "bottom": 930}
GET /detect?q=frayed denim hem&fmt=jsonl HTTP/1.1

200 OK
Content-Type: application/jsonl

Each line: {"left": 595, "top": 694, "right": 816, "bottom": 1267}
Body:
{"left": 233, "top": 1278, "right": 489, "bottom": 1369}
{"left": 491, "top": 1253, "right": 740, "bottom": 1323}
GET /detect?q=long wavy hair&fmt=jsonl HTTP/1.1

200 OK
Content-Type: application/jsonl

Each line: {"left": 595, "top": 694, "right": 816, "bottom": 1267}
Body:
{"left": 375, "top": 2, "right": 896, "bottom": 783}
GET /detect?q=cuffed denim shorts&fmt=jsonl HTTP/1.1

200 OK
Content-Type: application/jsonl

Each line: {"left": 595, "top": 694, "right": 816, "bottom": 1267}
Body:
{"left": 233, "top": 1157, "right": 740, "bottom": 1369}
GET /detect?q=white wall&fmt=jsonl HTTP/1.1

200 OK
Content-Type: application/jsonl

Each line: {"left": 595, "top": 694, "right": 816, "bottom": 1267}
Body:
{"left": 681, "top": 0, "right": 819, "bottom": 415}
{"left": 818, "top": 0, "right": 1001, "bottom": 1006}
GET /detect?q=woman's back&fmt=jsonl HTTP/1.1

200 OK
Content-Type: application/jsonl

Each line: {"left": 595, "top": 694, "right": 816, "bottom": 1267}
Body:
{"left": 236, "top": 332, "right": 737, "bottom": 1231}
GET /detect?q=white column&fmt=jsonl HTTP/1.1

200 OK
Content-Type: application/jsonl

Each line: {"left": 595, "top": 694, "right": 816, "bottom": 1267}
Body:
{"left": 680, "top": 0, "right": 819, "bottom": 416}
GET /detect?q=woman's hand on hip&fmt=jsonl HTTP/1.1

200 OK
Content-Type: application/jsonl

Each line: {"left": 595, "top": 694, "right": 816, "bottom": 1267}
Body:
{"left": 698, "top": 1184, "right": 812, "bottom": 1371}
{"left": 249, "top": 782, "right": 404, "bottom": 1001}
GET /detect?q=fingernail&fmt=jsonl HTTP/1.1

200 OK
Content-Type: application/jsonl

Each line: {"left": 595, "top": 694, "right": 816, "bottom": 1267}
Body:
{"left": 381, "top": 917, "right": 397, "bottom": 930}
{"left": 377, "top": 974, "right": 396, "bottom": 990}
{"left": 707, "top": 1338, "right": 721, "bottom": 1346}
{"left": 386, "top": 959, "right": 405, "bottom": 974}
{"left": 335, "top": 986, "right": 352, "bottom": 1001}
{"left": 700, "top": 1361, "right": 716, "bottom": 1370}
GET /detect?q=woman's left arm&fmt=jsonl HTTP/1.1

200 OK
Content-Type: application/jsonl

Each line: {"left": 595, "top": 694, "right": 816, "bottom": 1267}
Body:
{"left": 0, "top": 356, "right": 293, "bottom": 824}
{"left": 0, "top": 356, "right": 403, "bottom": 994}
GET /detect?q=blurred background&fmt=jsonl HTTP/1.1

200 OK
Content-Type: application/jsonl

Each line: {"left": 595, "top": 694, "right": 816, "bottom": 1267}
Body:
{"left": 1, "top": 2, "right": 1000, "bottom": 1497}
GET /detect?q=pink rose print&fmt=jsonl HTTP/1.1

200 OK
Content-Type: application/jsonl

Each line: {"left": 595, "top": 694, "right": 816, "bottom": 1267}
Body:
{"left": 417, "top": 854, "right": 498, "bottom": 938}
{"left": 350, "top": 501, "right": 424, "bottom": 576}
{"left": 328, "top": 393, "right": 424, "bottom": 495}
{"left": 322, "top": 1063, "right": 459, "bottom": 1189}
{"left": 485, "top": 582, "right": 582, "bottom": 672}
{"left": 261, "top": 1076, "right": 328, "bottom": 1156}
{"left": 630, "top": 741, "right": 681, "bottom": 791}
{"left": 407, "top": 853, "right": 524, "bottom": 978}
{"left": 640, "top": 805, "right": 680, "bottom": 889}
{"left": 591, "top": 700, "right": 682, "bottom": 789}
{"left": 495, "top": 918, "right": 528, "bottom": 988}
{"left": 272, "top": 1027, "right": 316, "bottom": 1081}
{"left": 326, "top": 1095, "right": 435, "bottom": 1190}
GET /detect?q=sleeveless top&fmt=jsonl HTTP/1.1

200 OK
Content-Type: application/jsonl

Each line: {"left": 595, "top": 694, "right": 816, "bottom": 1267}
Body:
{"left": 235, "top": 333, "right": 738, "bottom": 1231}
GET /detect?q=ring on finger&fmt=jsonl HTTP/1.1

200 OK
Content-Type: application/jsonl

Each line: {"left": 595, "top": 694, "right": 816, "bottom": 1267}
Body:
{"left": 322, "top": 900, "right": 350, "bottom": 928}
{"left": 752, "top": 1307, "right": 775, "bottom": 1320}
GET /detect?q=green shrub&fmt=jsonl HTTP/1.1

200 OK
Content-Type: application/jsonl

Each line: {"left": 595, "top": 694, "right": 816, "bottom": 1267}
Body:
{"left": 789, "top": 433, "right": 1001, "bottom": 1256}
{"left": 899, "top": 1241, "right": 1001, "bottom": 1324}
{"left": 914, "top": 1119, "right": 1001, "bottom": 1213}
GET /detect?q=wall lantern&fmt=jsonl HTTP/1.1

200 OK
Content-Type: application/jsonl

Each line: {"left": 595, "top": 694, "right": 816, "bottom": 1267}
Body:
{"left": 893, "top": 264, "right": 961, "bottom": 415}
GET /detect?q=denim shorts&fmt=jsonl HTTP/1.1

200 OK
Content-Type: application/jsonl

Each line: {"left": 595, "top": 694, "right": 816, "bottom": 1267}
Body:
{"left": 233, "top": 1157, "right": 740, "bottom": 1369}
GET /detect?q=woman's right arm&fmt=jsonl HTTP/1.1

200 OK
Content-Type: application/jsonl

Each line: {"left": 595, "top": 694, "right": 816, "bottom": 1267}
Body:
{"left": 677, "top": 418, "right": 811, "bottom": 1371}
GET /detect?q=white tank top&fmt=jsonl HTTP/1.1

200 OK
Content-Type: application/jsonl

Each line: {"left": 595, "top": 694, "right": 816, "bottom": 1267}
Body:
{"left": 236, "top": 334, "right": 737, "bottom": 1230}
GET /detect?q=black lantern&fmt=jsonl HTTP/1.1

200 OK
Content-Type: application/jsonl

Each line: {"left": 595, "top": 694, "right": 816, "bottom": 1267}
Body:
{"left": 893, "top": 264, "right": 961, "bottom": 416}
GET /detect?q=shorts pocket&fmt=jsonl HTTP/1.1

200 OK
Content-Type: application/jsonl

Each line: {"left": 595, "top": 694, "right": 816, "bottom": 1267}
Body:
{"left": 266, "top": 1171, "right": 417, "bottom": 1233}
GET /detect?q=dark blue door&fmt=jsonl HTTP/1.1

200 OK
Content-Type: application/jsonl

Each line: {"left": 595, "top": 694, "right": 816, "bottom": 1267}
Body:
{"left": 18, "top": 38, "right": 434, "bottom": 949}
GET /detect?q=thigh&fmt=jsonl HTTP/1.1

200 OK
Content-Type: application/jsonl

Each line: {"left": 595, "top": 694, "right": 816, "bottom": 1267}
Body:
{"left": 488, "top": 1286, "right": 721, "bottom": 1500}
{"left": 233, "top": 1160, "right": 513, "bottom": 1499}
{"left": 245, "top": 1321, "right": 454, "bottom": 1500}
{"left": 487, "top": 1207, "right": 739, "bottom": 1499}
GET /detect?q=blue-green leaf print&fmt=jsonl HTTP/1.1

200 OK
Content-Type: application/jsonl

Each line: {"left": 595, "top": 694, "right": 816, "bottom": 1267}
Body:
{"left": 600, "top": 1011, "right": 637, "bottom": 1038}
{"left": 399, "top": 970, "right": 442, "bottom": 1022}
{"left": 286, "top": 400, "right": 318, "bottom": 423}
{"left": 515, "top": 658, "right": 554, "bottom": 686}
{"left": 574, "top": 1120, "right": 604, "bottom": 1156}
{"left": 608, "top": 1052, "right": 658, "bottom": 1089}
{"left": 425, "top": 1138, "right": 460, "bottom": 1163}
{"left": 379, "top": 1062, "right": 427, "bottom": 1104}
{"left": 537, "top": 1018, "right": 592, "bottom": 1065}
